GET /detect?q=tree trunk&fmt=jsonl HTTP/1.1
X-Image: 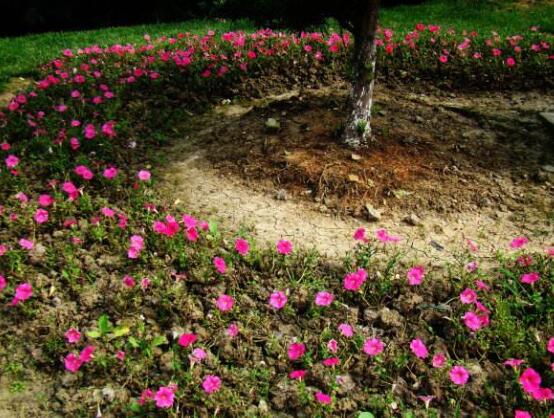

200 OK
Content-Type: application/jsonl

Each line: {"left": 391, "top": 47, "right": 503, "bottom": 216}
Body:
{"left": 342, "top": 0, "right": 380, "bottom": 148}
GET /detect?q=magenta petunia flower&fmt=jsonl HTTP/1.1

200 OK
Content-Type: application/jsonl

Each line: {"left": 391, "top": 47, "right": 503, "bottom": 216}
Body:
{"left": 410, "top": 338, "right": 429, "bottom": 359}
{"left": 363, "top": 338, "right": 384, "bottom": 357}
{"left": 213, "top": 257, "right": 227, "bottom": 274}
{"left": 288, "top": 342, "right": 306, "bottom": 361}
{"left": 234, "top": 238, "right": 249, "bottom": 256}
{"left": 137, "top": 169, "right": 151, "bottom": 181}
{"left": 314, "top": 291, "right": 334, "bottom": 306}
{"left": 202, "top": 375, "right": 221, "bottom": 394}
{"left": 154, "top": 386, "right": 175, "bottom": 408}
{"left": 449, "top": 365, "right": 469, "bottom": 385}
{"left": 314, "top": 391, "right": 332, "bottom": 404}
{"left": 276, "top": 240, "right": 293, "bottom": 255}
{"left": 64, "top": 328, "right": 81, "bottom": 344}
{"left": 338, "top": 323, "right": 354, "bottom": 337}
{"left": 407, "top": 266, "right": 425, "bottom": 285}
{"left": 288, "top": 369, "right": 306, "bottom": 380}
{"left": 520, "top": 272, "right": 540, "bottom": 284}
{"left": 510, "top": 236, "right": 529, "bottom": 249}
{"left": 64, "top": 353, "right": 82, "bottom": 373}
{"left": 432, "top": 352, "right": 446, "bottom": 368}
{"left": 178, "top": 333, "right": 197, "bottom": 348}
{"left": 269, "top": 291, "right": 287, "bottom": 309}
{"left": 460, "top": 288, "right": 477, "bottom": 304}
{"left": 215, "top": 294, "right": 234, "bottom": 312}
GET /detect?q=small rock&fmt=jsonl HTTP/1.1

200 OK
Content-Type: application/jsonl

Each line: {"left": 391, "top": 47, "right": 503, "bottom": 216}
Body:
{"left": 351, "top": 153, "right": 362, "bottom": 161}
{"left": 265, "top": 118, "right": 280, "bottom": 131}
{"left": 539, "top": 112, "right": 554, "bottom": 127}
{"left": 403, "top": 213, "right": 422, "bottom": 226}
{"left": 275, "top": 189, "right": 288, "bottom": 201}
{"left": 541, "top": 164, "right": 554, "bottom": 173}
{"left": 365, "top": 204, "right": 381, "bottom": 222}
{"left": 430, "top": 240, "right": 444, "bottom": 251}
{"left": 348, "top": 174, "right": 360, "bottom": 183}
{"left": 378, "top": 109, "right": 387, "bottom": 116}
{"left": 415, "top": 115, "right": 425, "bottom": 123}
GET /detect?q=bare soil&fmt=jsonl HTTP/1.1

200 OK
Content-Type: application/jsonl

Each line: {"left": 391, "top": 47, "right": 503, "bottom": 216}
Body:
{"left": 161, "top": 83, "right": 554, "bottom": 258}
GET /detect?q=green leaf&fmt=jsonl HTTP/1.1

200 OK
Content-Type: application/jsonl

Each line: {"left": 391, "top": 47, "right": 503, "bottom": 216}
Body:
{"left": 151, "top": 335, "right": 167, "bottom": 347}
{"left": 86, "top": 330, "right": 102, "bottom": 339}
{"left": 98, "top": 314, "right": 112, "bottom": 335}
{"left": 358, "top": 413, "right": 375, "bottom": 418}
{"left": 110, "top": 326, "right": 130, "bottom": 339}
{"left": 128, "top": 336, "right": 140, "bottom": 348}
{"left": 129, "top": 401, "right": 141, "bottom": 412}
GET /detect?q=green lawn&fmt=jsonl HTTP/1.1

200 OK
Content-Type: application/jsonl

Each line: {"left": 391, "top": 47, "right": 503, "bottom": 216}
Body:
{"left": 0, "top": 0, "right": 553, "bottom": 90}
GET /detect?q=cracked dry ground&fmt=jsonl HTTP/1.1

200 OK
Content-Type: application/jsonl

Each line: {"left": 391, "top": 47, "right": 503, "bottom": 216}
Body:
{"left": 160, "top": 83, "right": 554, "bottom": 260}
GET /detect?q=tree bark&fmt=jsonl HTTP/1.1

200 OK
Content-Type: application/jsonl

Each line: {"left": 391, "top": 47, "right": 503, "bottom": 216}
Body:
{"left": 342, "top": 0, "right": 380, "bottom": 148}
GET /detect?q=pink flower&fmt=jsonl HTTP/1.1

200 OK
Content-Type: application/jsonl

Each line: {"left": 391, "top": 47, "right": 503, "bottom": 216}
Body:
{"left": 363, "top": 338, "right": 384, "bottom": 357}
{"left": 0, "top": 275, "right": 6, "bottom": 292}
{"left": 530, "top": 387, "right": 553, "bottom": 401}
{"left": 138, "top": 170, "right": 151, "bottom": 181}
{"left": 64, "top": 353, "right": 82, "bottom": 373}
{"left": 122, "top": 275, "right": 136, "bottom": 288}
{"left": 432, "top": 352, "right": 446, "bottom": 368}
{"left": 343, "top": 268, "right": 367, "bottom": 291}
{"left": 269, "top": 291, "right": 287, "bottom": 309}
{"left": 186, "top": 227, "right": 199, "bottom": 242}
{"left": 288, "top": 342, "right": 306, "bottom": 360}
{"left": 375, "top": 228, "right": 401, "bottom": 243}
{"left": 141, "top": 278, "right": 151, "bottom": 290}
{"left": 314, "top": 391, "right": 332, "bottom": 404}
{"left": 79, "top": 345, "right": 95, "bottom": 363}
{"left": 178, "top": 333, "right": 197, "bottom": 348}
{"left": 407, "top": 266, "right": 425, "bottom": 285}
{"left": 182, "top": 214, "right": 197, "bottom": 229}
{"left": 475, "top": 280, "right": 489, "bottom": 291}
{"left": 226, "top": 323, "right": 239, "bottom": 338}
{"left": 449, "top": 365, "right": 469, "bottom": 385}
{"left": 38, "top": 194, "right": 54, "bottom": 207}
{"left": 235, "top": 238, "right": 249, "bottom": 256}
{"left": 138, "top": 388, "right": 154, "bottom": 405}
{"left": 510, "top": 236, "right": 529, "bottom": 249}
{"left": 5, "top": 155, "right": 20, "bottom": 168}
{"left": 154, "top": 386, "right": 175, "bottom": 408}
{"left": 322, "top": 357, "right": 340, "bottom": 367}
{"left": 189, "top": 348, "right": 207, "bottom": 363}
{"left": 62, "top": 181, "right": 79, "bottom": 200}
{"left": 353, "top": 227, "right": 366, "bottom": 241}
{"left": 460, "top": 288, "right": 477, "bottom": 304}
{"left": 410, "top": 339, "right": 429, "bottom": 359}
{"left": 463, "top": 311, "right": 482, "bottom": 331}
{"left": 506, "top": 57, "right": 516, "bottom": 67}
{"left": 19, "top": 238, "right": 34, "bottom": 250}
{"left": 276, "top": 240, "right": 293, "bottom": 255}
{"left": 504, "top": 359, "right": 525, "bottom": 368}
{"left": 116, "top": 351, "right": 125, "bottom": 361}
{"left": 34, "top": 208, "right": 49, "bottom": 224}
{"left": 215, "top": 294, "right": 234, "bottom": 312}
{"left": 103, "top": 167, "right": 118, "bottom": 179}
{"left": 327, "top": 339, "right": 338, "bottom": 353}
{"left": 338, "top": 323, "right": 354, "bottom": 337}
{"left": 314, "top": 291, "right": 334, "bottom": 306}
{"left": 213, "top": 257, "right": 227, "bottom": 274}
{"left": 514, "top": 410, "right": 532, "bottom": 418}
{"left": 439, "top": 55, "right": 448, "bottom": 63}
{"left": 519, "top": 368, "right": 541, "bottom": 393}
{"left": 466, "top": 261, "right": 478, "bottom": 272}
{"left": 547, "top": 337, "right": 554, "bottom": 354}
{"left": 74, "top": 165, "right": 93, "bottom": 180}
{"left": 12, "top": 282, "right": 33, "bottom": 305}
{"left": 64, "top": 328, "right": 81, "bottom": 344}
{"left": 202, "top": 375, "right": 221, "bottom": 394}
{"left": 466, "top": 239, "right": 479, "bottom": 252}
{"left": 289, "top": 369, "right": 306, "bottom": 380}
{"left": 520, "top": 272, "right": 540, "bottom": 284}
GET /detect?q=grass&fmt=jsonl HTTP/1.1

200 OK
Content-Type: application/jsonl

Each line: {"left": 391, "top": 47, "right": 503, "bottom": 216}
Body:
{"left": 0, "top": 0, "right": 553, "bottom": 91}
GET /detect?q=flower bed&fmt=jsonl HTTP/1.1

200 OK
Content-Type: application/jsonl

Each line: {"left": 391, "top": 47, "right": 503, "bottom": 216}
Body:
{"left": 0, "top": 25, "right": 553, "bottom": 417}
